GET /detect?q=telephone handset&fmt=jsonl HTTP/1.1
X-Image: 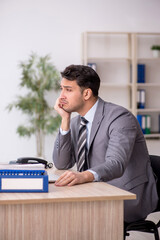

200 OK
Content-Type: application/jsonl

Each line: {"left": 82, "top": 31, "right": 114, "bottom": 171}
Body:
{"left": 10, "top": 157, "right": 53, "bottom": 169}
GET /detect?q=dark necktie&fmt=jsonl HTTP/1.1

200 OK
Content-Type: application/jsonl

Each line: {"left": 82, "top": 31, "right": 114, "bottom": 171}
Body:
{"left": 77, "top": 117, "right": 88, "bottom": 172}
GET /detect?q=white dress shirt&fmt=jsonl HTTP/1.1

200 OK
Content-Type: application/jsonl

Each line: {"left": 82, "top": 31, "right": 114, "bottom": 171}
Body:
{"left": 60, "top": 99, "right": 99, "bottom": 181}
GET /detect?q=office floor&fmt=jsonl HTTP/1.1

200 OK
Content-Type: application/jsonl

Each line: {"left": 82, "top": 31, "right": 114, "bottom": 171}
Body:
{"left": 126, "top": 212, "right": 160, "bottom": 240}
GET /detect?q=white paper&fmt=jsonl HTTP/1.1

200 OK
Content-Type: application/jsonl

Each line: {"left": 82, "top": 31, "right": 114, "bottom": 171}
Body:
{"left": 1, "top": 178, "right": 43, "bottom": 190}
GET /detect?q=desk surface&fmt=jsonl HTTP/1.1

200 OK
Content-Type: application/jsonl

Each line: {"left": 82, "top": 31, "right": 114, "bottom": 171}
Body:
{"left": 0, "top": 169, "right": 136, "bottom": 204}
{"left": 0, "top": 168, "right": 136, "bottom": 240}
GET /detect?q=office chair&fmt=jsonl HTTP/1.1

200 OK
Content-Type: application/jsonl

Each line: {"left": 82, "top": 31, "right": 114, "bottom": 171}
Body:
{"left": 124, "top": 155, "right": 160, "bottom": 240}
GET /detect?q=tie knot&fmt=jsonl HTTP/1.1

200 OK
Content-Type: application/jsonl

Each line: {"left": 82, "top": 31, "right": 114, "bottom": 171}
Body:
{"left": 80, "top": 117, "right": 88, "bottom": 125}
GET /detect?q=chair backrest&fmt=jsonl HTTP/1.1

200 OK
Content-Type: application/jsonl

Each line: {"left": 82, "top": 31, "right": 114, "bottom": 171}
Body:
{"left": 150, "top": 155, "right": 160, "bottom": 210}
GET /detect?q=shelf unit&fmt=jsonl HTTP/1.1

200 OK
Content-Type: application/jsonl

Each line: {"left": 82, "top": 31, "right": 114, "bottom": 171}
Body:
{"left": 82, "top": 31, "right": 160, "bottom": 139}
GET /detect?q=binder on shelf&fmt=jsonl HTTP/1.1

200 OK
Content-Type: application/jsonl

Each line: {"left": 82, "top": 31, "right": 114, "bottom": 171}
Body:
{"left": 137, "top": 114, "right": 151, "bottom": 135}
{"left": 140, "top": 89, "right": 145, "bottom": 109}
{"left": 137, "top": 114, "right": 145, "bottom": 133}
{"left": 137, "top": 90, "right": 141, "bottom": 108}
{"left": 87, "top": 63, "right": 97, "bottom": 71}
{"left": 145, "top": 115, "right": 151, "bottom": 134}
{"left": 137, "top": 114, "right": 142, "bottom": 129}
{"left": 142, "top": 115, "right": 146, "bottom": 134}
{"left": 137, "top": 64, "right": 145, "bottom": 83}
{"left": 137, "top": 89, "right": 145, "bottom": 109}
{"left": 0, "top": 169, "right": 48, "bottom": 193}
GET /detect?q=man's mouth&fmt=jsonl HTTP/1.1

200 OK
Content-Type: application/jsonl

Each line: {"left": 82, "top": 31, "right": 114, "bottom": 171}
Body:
{"left": 61, "top": 101, "right": 67, "bottom": 105}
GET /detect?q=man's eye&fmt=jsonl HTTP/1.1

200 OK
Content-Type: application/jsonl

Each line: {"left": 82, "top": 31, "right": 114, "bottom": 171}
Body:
{"left": 66, "top": 89, "right": 72, "bottom": 92}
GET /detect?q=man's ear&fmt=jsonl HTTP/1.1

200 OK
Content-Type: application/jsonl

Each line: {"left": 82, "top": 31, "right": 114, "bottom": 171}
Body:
{"left": 83, "top": 88, "right": 92, "bottom": 100}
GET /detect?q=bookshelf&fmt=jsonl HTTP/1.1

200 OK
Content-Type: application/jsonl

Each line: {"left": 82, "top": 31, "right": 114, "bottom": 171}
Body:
{"left": 132, "top": 33, "right": 160, "bottom": 138}
{"left": 82, "top": 32, "right": 132, "bottom": 110}
{"left": 82, "top": 31, "right": 160, "bottom": 139}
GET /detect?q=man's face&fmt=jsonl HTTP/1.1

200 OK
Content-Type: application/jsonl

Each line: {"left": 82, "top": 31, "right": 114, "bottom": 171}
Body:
{"left": 59, "top": 78, "right": 85, "bottom": 114}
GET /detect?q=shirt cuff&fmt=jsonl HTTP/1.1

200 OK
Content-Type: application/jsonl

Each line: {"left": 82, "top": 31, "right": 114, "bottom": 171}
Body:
{"left": 87, "top": 169, "right": 99, "bottom": 182}
{"left": 60, "top": 128, "right": 70, "bottom": 135}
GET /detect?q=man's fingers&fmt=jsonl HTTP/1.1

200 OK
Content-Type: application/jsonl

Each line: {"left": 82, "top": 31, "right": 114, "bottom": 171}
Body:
{"left": 55, "top": 171, "right": 94, "bottom": 187}
{"left": 67, "top": 179, "right": 77, "bottom": 186}
{"left": 55, "top": 171, "right": 75, "bottom": 186}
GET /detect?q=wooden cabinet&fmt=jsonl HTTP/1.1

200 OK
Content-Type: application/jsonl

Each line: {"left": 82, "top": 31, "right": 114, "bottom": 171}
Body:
{"left": 82, "top": 31, "right": 160, "bottom": 139}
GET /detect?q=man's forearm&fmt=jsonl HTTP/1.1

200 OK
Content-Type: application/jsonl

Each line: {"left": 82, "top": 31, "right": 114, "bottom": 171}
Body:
{"left": 61, "top": 116, "right": 70, "bottom": 131}
{"left": 53, "top": 131, "right": 75, "bottom": 169}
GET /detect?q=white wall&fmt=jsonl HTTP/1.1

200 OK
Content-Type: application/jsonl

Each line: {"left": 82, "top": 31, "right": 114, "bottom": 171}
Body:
{"left": 1, "top": 0, "right": 160, "bottom": 162}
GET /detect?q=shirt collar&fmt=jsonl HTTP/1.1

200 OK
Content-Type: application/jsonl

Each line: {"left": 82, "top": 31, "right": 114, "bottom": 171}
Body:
{"left": 84, "top": 99, "right": 99, "bottom": 124}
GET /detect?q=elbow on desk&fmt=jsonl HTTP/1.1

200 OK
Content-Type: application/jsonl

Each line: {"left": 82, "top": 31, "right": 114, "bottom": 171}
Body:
{"left": 53, "top": 160, "right": 74, "bottom": 170}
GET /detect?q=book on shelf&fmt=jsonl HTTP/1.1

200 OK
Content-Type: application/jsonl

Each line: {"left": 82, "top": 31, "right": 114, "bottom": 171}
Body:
{"left": 137, "top": 114, "right": 151, "bottom": 134}
{"left": 137, "top": 89, "right": 145, "bottom": 109}
{"left": 137, "top": 64, "right": 145, "bottom": 83}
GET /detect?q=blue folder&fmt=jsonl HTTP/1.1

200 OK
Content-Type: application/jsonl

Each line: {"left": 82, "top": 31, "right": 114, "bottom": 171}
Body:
{"left": 0, "top": 169, "right": 48, "bottom": 192}
{"left": 137, "top": 64, "right": 145, "bottom": 83}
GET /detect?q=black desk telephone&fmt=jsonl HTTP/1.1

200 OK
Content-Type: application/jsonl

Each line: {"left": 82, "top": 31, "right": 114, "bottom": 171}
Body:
{"left": 10, "top": 157, "right": 53, "bottom": 169}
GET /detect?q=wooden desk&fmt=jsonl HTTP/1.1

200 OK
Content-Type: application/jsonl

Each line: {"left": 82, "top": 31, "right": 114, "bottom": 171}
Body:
{"left": 0, "top": 170, "right": 136, "bottom": 240}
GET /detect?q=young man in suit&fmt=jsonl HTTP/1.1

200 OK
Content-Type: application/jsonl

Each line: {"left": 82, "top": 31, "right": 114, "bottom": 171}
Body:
{"left": 53, "top": 64, "right": 158, "bottom": 223}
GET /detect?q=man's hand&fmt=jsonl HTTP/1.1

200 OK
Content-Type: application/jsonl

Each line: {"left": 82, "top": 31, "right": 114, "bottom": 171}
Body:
{"left": 55, "top": 170, "right": 94, "bottom": 187}
{"left": 54, "top": 97, "right": 71, "bottom": 131}
{"left": 54, "top": 97, "right": 70, "bottom": 119}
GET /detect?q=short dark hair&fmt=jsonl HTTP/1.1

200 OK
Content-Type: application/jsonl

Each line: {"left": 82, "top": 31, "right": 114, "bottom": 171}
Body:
{"left": 61, "top": 65, "right": 100, "bottom": 97}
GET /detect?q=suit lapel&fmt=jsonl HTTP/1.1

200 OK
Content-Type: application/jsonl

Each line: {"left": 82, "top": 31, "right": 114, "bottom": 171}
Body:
{"left": 75, "top": 116, "right": 81, "bottom": 150}
{"left": 88, "top": 98, "right": 105, "bottom": 150}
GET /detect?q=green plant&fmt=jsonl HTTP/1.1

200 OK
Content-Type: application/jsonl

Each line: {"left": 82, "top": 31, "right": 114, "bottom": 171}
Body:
{"left": 7, "top": 53, "right": 61, "bottom": 157}
{"left": 151, "top": 45, "right": 160, "bottom": 51}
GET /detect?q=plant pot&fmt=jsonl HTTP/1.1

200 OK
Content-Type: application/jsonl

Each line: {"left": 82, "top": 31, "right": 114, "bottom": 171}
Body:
{"left": 152, "top": 50, "right": 160, "bottom": 58}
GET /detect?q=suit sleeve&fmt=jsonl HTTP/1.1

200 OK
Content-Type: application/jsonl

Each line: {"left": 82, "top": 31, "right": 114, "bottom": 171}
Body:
{"left": 52, "top": 129, "right": 76, "bottom": 169}
{"left": 90, "top": 113, "right": 138, "bottom": 182}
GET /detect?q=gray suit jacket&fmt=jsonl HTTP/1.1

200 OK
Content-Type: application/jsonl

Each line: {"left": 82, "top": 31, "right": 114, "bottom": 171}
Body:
{"left": 53, "top": 97, "right": 158, "bottom": 223}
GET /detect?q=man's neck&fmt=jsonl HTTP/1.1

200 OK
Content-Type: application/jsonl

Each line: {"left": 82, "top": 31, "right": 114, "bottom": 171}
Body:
{"left": 79, "top": 97, "right": 98, "bottom": 116}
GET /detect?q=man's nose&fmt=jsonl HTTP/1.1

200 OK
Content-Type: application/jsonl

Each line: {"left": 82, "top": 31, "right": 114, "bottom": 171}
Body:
{"left": 60, "top": 89, "right": 65, "bottom": 98}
